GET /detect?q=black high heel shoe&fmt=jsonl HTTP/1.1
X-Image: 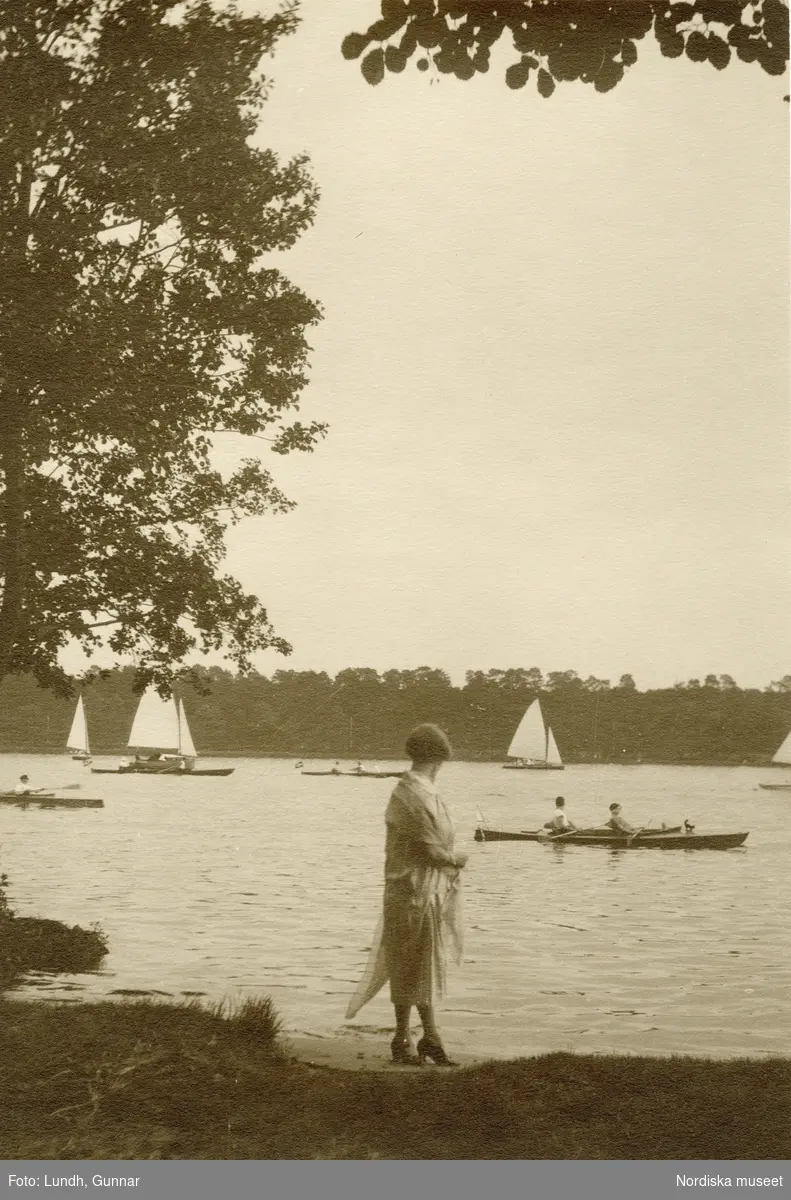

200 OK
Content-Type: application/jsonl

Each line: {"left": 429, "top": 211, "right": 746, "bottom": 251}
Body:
{"left": 390, "top": 1035, "right": 421, "bottom": 1065}
{"left": 417, "top": 1036, "right": 458, "bottom": 1066}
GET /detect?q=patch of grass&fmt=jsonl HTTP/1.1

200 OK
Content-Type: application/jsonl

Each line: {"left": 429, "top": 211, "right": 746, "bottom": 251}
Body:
{"left": 0, "top": 996, "right": 789, "bottom": 1160}
{"left": 0, "top": 872, "right": 108, "bottom": 988}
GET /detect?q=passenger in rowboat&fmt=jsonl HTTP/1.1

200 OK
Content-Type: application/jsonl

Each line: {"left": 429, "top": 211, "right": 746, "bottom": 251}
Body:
{"left": 12, "top": 774, "right": 33, "bottom": 795}
{"left": 604, "top": 803, "right": 636, "bottom": 834}
{"left": 543, "top": 796, "right": 577, "bottom": 834}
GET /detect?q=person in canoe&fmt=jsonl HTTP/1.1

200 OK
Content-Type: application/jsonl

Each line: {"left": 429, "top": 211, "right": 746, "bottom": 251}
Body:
{"left": 605, "top": 802, "right": 636, "bottom": 834}
{"left": 346, "top": 723, "right": 467, "bottom": 1067}
{"left": 543, "top": 796, "right": 577, "bottom": 835}
{"left": 12, "top": 774, "right": 34, "bottom": 795}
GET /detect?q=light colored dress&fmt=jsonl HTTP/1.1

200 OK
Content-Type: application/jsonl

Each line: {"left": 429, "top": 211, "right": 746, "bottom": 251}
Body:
{"left": 346, "top": 770, "right": 463, "bottom": 1018}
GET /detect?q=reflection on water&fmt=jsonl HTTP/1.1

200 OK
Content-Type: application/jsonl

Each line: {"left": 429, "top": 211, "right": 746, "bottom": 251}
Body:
{"left": 1, "top": 756, "right": 788, "bottom": 1060}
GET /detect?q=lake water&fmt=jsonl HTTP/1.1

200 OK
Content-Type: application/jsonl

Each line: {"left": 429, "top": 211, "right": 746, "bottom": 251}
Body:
{"left": 1, "top": 755, "right": 788, "bottom": 1061}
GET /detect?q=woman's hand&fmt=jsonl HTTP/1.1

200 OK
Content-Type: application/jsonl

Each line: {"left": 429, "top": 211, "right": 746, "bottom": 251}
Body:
{"left": 454, "top": 853, "right": 468, "bottom": 869}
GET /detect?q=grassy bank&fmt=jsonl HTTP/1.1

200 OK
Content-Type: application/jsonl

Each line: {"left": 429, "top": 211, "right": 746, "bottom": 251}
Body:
{"left": 1, "top": 996, "right": 789, "bottom": 1160}
{"left": 0, "top": 878, "right": 108, "bottom": 991}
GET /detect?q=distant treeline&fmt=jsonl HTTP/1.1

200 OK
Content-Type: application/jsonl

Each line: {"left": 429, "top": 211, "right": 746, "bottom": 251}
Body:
{"left": 0, "top": 666, "right": 790, "bottom": 765}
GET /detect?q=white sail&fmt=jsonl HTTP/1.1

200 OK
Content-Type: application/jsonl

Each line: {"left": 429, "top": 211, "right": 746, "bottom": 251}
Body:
{"left": 177, "top": 699, "right": 198, "bottom": 757}
{"left": 66, "top": 696, "right": 90, "bottom": 755}
{"left": 507, "top": 699, "right": 547, "bottom": 761}
{"left": 772, "top": 729, "right": 791, "bottom": 765}
{"left": 546, "top": 725, "right": 563, "bottom": 767}
{"left": 127, "top": 687, "right": 180, "bottom": 751}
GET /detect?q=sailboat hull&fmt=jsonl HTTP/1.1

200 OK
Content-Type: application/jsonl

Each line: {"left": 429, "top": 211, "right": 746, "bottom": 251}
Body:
{"left": 502, "top": 762, "right": 564, "bottom": 771}
{"left": 91, "top": 764, "right": 234, "bottom": 776}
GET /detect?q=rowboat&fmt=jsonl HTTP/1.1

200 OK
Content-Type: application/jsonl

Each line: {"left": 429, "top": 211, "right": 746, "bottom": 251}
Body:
{"left": 502, "top": 700, "right": 564, "bottom": 770}
{"left": 301, "top": 768, "right": 404, "bottom": 778}
{"left": 0, "top": 793, "right": 103, "bottom": 808}
{"left": 91, "top": 686, "right": 234, "bottom": 776}
{"left": 474, "top": 825, "right": 681, "bottom": 843}
{"left": 758, "top": 783, "right": 791, "bottom": 791}
{"left": 474, "top": 826, "right": 747, "bottom": 850}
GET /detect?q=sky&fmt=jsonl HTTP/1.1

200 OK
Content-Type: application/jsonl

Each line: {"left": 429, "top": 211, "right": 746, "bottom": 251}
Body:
{"left": 69, "top": 1, "right": 791, "bottom": 690}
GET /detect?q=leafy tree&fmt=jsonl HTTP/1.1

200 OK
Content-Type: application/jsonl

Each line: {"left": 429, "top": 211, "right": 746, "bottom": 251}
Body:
{"left": 0, "top": 0, "right": 323, "bottom": 696}
{"left": 766, "top": 674, "right": 791, "bottom": 692}
{"left": 544, "top": 668, "right": 583, "bottom": 690}
{"left": 343, "top": 1, "right": 788, "bottom": 96}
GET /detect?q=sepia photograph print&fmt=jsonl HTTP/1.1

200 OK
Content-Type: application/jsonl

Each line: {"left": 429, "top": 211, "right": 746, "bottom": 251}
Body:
{"left": 0, "top": 0, "right": 789, "bottom": 1188}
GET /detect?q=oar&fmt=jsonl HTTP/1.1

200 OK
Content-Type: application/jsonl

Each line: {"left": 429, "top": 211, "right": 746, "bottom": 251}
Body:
{"left": 30, "top": 782, "right": 83, "bottom": 793}
{"left": 548, "top": 828, "right": 578, "bottom": 842}
{"left": 627, "top": 817, "right": 653, "bottom": 847}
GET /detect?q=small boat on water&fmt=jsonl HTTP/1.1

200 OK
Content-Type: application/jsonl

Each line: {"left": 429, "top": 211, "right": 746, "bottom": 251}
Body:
{"left": 474, "top": 825, "right": 747, "bottom": 850}
{"left": 758, "top": 730, "right": 791, "bottom": 789}
{"left": 474, "top": 825, "right": 682, "bottom": 843}
{"left": 66, "top": 695, "right": 91, "bottom": 763}
{"left": 91, "top": 687, "right": 234, "bottom": 777}
{"left": 0, "top": 792, "right": 103, "bottom": 808}
{"left": 502, "top": 700, "right": 564, "bottom": 770}
{"left": 301, "top": 766, "right": 404, "bottom": 778}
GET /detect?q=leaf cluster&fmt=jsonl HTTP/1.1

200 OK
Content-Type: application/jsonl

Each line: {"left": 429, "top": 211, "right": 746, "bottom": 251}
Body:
{"left": 342, "top": 0, "right": 789, "bottom": 95}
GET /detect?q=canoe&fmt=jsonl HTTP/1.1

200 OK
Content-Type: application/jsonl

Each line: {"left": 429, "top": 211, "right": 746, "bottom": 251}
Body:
{"left": 474, "top": 826, "right": 746, "bottom": 850}
{"left": 300, "top": 769, "right": 403, "bottom": 778}
{"left": 0, "top": 794, "right": 103, "bottom": 808}
{"left": 474, "top": 826, "right": 681, "bottom": 843}
{"left": 91, "top": 766, "right": 234, "bottom": 776}
{"left": 758, "top": 783, "right": 791, "bottom": 791}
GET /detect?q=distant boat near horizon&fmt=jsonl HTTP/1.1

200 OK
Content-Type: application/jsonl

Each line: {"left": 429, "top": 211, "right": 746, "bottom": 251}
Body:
{"left": 502, "top": 699, "right": 564, "bottom": 771}
{"left": 66, "top": 695, "right": 91, "bottom": 763}
{"left": 758, "top": 728, "right": 791, "bottom": 789}
{"left": 91, "top": 687, "right": 234, "bottom": 777}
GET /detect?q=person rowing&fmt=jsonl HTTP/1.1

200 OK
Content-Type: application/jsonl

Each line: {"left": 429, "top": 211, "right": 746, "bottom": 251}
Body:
{"left": 604, "top": 802, "right": 636, "bottom": 834}
{"left": 12, "top": 774, "right": 35, "bottom": 795}
{"left": 543, "top": 796, "right": 577, "bottom": 835}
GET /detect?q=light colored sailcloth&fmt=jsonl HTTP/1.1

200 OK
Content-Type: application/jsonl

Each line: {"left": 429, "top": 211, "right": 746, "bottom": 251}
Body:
{"left": 177, "top": 700, "right": 197, "bottom": 757}
{"left": 771, "top": 729, "right": 791, "bottom": 766}
{"left": 67, "top": 696, "right": 90, "bottom": 756}
{"left": 507, "top": 699, "right": 548, "bottom": 762}
{"left": 127, "top": 687, "right": 180, "bottom": 752}
{"left": 546, "top": 725, "right": 563, "bottom": 768}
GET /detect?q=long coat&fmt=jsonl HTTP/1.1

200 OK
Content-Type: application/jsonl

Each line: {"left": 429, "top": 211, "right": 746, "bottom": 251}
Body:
{"left": 346, "top": 771, "right": 463, "bottom": 1017}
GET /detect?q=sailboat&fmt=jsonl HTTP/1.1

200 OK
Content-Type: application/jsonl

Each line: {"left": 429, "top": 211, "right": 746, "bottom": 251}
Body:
{"left": 758, "top": 728, "right": 791, "bottom": 790}
{"left": 66, "top": 695, "right": 92, "bottom": 762}
{"left": 502, "top": 699, "right": 564, "bottom": 770}
{"left": 91, "top": 687, "right": 233, "bottom": 777}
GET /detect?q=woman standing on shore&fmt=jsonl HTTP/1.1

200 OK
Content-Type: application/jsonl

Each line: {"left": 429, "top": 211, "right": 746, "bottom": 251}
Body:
{"left": 345, "top": 723, "right": 467, "bottom": 1066}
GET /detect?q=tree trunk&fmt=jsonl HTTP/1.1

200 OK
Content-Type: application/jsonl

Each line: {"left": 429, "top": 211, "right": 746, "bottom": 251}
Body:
{"left": 0, "top": 419, "right": 27, "bottom": 683}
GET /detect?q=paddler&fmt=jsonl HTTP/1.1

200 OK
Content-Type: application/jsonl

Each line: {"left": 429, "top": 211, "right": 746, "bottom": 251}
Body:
{"left": 543, "top": 796, "right": 577, "bottom": 834}
{"left": 13, "top": 774, "right": 34, "bottom": 795}
{"left": 605, "top": 802, "right": 636, "bottom": 834}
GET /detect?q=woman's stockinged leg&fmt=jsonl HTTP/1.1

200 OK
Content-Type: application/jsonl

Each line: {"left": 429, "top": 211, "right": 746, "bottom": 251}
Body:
{"left": 417, "top": 1002, "right": 440, "bottom": 1042}
{"left": 394, "top": 1003, "right": 412, "bottom": 1039}
{"left": 391, "top": 1004, "right": 421, "bottom": 1064}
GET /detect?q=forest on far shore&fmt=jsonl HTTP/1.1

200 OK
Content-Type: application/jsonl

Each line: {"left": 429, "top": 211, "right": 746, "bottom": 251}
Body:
{"left": 0, "top": 666, "right": 789, "bottom": 766}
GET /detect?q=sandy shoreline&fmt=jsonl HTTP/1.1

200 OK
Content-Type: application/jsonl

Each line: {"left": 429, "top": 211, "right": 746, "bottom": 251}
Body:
{"left": 284, "top": 1028, "right": 494, "bottom": 1073}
